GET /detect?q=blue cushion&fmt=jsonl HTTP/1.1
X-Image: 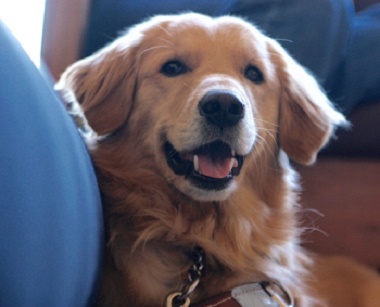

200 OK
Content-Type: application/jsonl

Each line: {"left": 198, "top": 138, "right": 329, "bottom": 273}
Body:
{"left": 0, "top": 22, "right": 103, "bottom": 306}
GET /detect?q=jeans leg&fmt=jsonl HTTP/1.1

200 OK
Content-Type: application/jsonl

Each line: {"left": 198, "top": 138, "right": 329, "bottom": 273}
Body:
{"left": 0, "top": 22, "right": 103, "bottom": 306}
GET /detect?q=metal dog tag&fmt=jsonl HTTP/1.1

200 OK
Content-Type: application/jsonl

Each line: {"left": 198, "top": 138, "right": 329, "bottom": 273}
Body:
{"left": 231, "top": 282, "right": 294, "bottom": 307}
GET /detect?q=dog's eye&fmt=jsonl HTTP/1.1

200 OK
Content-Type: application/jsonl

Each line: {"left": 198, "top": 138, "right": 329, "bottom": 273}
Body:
{"left": 244, "top": 65, "right": 264, "bottom": 84}
{"left": 160, "top": 60, "right": 188, "bottom": 77}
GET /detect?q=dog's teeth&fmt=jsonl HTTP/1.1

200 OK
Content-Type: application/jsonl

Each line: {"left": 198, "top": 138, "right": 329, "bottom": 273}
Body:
{"left": 193, "top": 155, "right": 199, "bottom": 171}
{"left": 230, "top": 157, "right": 238, "bottom": 170}
{"left": 231, "top": 149, "right": 236, "bottom": 157}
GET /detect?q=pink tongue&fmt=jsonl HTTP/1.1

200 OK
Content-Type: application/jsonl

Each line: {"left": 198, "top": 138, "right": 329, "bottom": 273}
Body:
{"left": 198, "top": 155, "right": 233, "bottom": 179}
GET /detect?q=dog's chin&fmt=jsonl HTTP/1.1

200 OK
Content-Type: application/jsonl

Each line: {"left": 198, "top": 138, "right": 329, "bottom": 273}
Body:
{"left": 163, "top": 140, "right": 244, "bottom": 202}
{"left": 180, "top": 179, "right": 238, "bottom": 202}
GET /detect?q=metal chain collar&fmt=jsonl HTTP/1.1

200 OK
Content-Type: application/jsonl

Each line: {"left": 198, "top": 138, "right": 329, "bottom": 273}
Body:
{"left": 166, "top": 246, "right": 205, "bottom": 307}
{"left": 165, "top": 247, "right": 294, "bottom": 307}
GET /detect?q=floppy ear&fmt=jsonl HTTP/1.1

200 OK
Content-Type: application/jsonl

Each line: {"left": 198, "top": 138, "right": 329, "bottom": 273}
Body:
{"left": 56, "top": 36, "right": 139, "bottom": 136}
{"left": 267, "top": 39, "right": 348, "bottom": 165}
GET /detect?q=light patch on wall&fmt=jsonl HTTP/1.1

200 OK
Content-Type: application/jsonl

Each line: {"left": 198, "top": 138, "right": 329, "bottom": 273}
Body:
{"left": 0, "top": 0, "right": 46, "bottom": 67}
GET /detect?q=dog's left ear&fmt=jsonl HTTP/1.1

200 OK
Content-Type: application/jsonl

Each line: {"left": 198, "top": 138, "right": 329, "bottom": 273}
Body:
{"left": 267, "top": 39, "right": 348, "bottom": 165}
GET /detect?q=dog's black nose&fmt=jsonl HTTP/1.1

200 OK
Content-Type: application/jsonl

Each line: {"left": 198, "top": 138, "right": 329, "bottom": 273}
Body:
{"left": 199, "top": 90, "right": 245, "bottom": 128}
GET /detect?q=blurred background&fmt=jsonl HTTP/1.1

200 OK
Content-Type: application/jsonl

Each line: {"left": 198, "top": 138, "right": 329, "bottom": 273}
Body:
{"left": 0, "top": 0, "right": 46, "bottom": 67}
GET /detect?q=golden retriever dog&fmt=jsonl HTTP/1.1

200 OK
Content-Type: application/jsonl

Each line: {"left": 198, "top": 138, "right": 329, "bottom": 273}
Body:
{"left": 57, "top": 13, "right": 380, "bottom": 307}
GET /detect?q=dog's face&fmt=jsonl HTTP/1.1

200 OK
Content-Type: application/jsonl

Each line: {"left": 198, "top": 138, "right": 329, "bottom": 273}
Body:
{"left": 132, "top": 15, "right": 281, "bottom": 201}
{"left": 58, "top": 13, "right": 346, "bottom": 202}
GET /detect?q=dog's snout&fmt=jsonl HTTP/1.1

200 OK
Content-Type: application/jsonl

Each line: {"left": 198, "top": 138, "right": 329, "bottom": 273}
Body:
{"left": 199, "top": 90, "right": 244, "bottom": 128}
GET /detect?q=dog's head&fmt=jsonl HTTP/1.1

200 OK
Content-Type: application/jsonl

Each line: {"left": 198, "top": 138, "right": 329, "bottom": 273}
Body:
{"left": 58, "top": 13, "right": 346, "bottom": 202}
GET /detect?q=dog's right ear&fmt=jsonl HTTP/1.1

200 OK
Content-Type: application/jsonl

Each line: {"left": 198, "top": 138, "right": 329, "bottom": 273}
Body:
{"left": 56, "top": 36, "right": 139, "bottom": 136}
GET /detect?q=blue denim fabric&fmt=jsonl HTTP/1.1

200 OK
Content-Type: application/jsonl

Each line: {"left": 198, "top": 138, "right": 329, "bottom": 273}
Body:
{"left": 0, "top": 22, "right": 103, "bottom": 306}
{"left": 333, "top": 4, "right": 380, "bottom": 111}
{"left": 84, "top": 0, "right": 380, "bottom": 114}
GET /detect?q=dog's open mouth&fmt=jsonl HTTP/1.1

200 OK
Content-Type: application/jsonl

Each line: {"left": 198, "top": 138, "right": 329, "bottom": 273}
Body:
{"left": 164, "top": 140, "right": 244, "bottom": 190}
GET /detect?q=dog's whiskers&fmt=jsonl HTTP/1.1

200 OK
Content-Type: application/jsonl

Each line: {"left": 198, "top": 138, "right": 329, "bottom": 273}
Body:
{"left": 183, "top": 82, "right": 195, "bottom": 91}
{"left": 247, "top": 126, "right": 278, "bottom": 175}
{"left": 256, "top": 118, "right": 279, "bottom": 129}
{"left": 258, "top": 127, "right": 277, "bottom": 144}
{"left": 273, "top": 38, "right": 294, "bottom": 44}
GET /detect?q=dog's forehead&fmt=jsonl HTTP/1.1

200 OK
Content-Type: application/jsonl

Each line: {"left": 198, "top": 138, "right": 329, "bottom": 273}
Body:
{"left": 139, "top": 14, "right": 269, "bottom": 60}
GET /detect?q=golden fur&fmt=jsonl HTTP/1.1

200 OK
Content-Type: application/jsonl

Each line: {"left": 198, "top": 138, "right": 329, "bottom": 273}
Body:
{"left": 58, "top": 13, "right": 380, "bottom": 306}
